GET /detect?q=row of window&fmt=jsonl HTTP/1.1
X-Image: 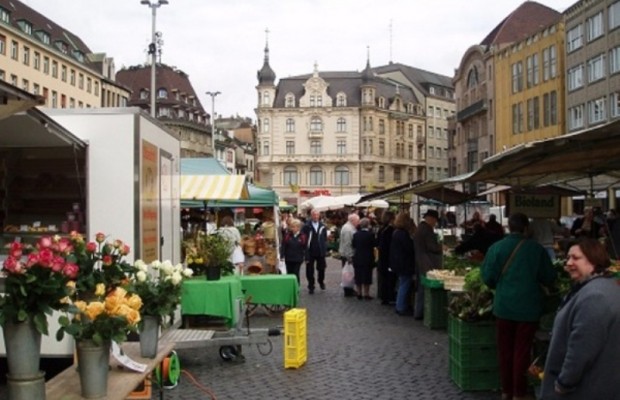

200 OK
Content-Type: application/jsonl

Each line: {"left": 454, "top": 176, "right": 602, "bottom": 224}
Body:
{"left": 157, "top": 106, "right": 206, "bottom": 124}
{"left": 0, "top": 7, "right": 87, "bottom": 63}
{"left": 511, "top": 91, "right": 558, "bottom": 134}
{"left": 0, "top": 69, "right": 92, "bottom": 108}
{"left": 427, "top": 106, "right": 454, "bottom": 119}
{"left": 282, "top": 165, "right": 417, "bottom": 186}
{"left": 0, "top": 35, "right": 100, "bottom": 95}
{"left": 511, "top": 45, "right": 558, "bottom": 93}
{"left": 568, "top": 92, "right": 620, "bottom": 130}
{"left": 139, "top": 88, "right": 200, "bottom": 107}
{"left": 567, "top": 46, "right": 620, "bottom": 91}
{"left": 428, "top": 126, "right": 449, "bottom": 140}
{"left": 567, "top": 2, "right": 620, "bottom": 53}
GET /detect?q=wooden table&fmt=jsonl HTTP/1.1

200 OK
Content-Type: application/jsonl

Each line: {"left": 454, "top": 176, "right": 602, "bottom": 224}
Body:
{"left": 46, "top": 341, "right": 174, "bottom": 400}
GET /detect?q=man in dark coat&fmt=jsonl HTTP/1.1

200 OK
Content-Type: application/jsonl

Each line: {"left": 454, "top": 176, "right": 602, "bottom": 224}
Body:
{"left": 413, "top": 209, "right": 443, "bottom": 320}
{"left": 302, "top": 208, "right": 328, "bottom": 294}
{"left": 377, "top": 211, "right": 396, "bottom": 305}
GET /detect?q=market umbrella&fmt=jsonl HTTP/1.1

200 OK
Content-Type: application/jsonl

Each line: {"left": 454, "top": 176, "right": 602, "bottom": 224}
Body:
{"left": 356, "top": 199, "right": 389, "bottom": 208}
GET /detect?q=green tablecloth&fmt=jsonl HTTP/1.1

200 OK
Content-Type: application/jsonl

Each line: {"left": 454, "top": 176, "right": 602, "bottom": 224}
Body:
{"left": 181, "top": 276, "right": 243, "bottom": 325}
{"left": 239, "top": 274, "right": 299, "bottom": 307}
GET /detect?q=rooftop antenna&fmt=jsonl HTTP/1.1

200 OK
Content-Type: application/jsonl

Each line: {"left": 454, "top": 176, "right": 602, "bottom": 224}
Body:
{"left": 389, "top": 19, "right": 393, "bottom": 64}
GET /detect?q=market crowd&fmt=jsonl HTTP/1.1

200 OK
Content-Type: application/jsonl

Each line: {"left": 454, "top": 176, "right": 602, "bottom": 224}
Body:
{"left": 278, "top": 206, "right": 620, "bottom": 400}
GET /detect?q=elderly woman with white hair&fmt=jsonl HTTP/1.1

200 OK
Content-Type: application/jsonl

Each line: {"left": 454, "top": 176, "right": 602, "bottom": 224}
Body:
{"left": 352, "top": 217, "right": 378, "bottom": 300}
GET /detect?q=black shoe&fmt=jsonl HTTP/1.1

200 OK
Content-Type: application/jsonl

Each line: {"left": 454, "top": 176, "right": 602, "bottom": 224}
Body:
{"left": 414, "top": 315, "right": 423, "bottom": 321}
{"left": 357, "top": 295, "right": 363, "bottom": 300}
{"left": 396, "top": 310, "right": 414, "bottom": 316}
{"left": 320, "top": 283, "right": 326, "bottom": 290}
{"left": 363, "top": 296, "right": 374, "bottom": 300}
{"left": 309, "top": 288, "right": 315, "bottom": 294}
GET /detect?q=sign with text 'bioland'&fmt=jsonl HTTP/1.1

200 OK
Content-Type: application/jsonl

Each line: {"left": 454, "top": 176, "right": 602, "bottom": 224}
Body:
{"left": 509, "top": 193, "right": 560, "bottom": 218}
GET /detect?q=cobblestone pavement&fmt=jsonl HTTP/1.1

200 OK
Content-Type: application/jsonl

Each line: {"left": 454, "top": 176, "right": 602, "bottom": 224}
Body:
{"left": 0, "top": 257, "right": 502, "bottom": 400}
{"left": 156, "top": 257, "right": 500, "bottom": 400}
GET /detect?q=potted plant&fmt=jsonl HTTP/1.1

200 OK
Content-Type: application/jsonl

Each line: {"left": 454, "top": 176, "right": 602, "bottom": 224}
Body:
{"left": 183, "top": 231, "right": 234, "bottom": 280}
{"left": 127, "top": 259, "right": 193, "bottom": 357}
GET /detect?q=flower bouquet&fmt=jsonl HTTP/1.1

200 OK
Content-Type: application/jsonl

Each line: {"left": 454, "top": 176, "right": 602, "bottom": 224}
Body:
{"left": 129, "top": 259, "right": 193, "bottom": 323}
{"left": 183, "top": 231, "right": 234, "bottom": 278}
{"left": 1, "top": 237, "right": 77, "bottom": 334}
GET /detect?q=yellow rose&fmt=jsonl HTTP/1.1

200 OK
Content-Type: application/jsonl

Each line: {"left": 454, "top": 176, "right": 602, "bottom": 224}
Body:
{"left": 127, "top": 294, "right": 143, "bottom": 311}
{"left": 95, "top": 283, "right": 106, "bottom": 297}
{"left": 85, "top": 301, "right": 105, "bottom": 321}
{"left": 111, "top": 287, "right": 127, "bottom": 299}
{"left": 125, "top": 308, "right": 141, "bottom": 326}
{"left": 104, "top": 295, "right": 122, "bottom": 315}
{"left": 59, "top": 296, "right": 70, "bottom": 304}
{"left": 116, "top": 304, "right": 133, "bottom": 317}
{"left": 74, "top": 300, "right": 87, "bottom": 312}
{"left": 66, "top": 280, "right": 76, "bottom": 290}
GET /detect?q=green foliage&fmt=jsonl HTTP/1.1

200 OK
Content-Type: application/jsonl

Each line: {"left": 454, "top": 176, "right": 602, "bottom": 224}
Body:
{"left": 183, "top": 231, "right": 234, "bottom": 276}
{"left": 447, "top": 267, "right": 494, "bottom": 322}
{"left": 443, "top": 255, "right": 481, "bottom": 275}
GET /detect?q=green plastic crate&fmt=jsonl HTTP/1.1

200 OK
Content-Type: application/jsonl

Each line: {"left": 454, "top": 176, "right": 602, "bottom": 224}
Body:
{"left": 449, "top": 356, "right": 501, "bottom": 391}
{"left": 448, "top": 316, "right": 496, "bottom": 345}
{"left": 423, "top": 286, "right": 448, "bottom": 329}
{"left": 421, "top": 275, "right": 444, "bottom": 289}
{"left": 449, "top": 337, "right": 498, "bottom": 368}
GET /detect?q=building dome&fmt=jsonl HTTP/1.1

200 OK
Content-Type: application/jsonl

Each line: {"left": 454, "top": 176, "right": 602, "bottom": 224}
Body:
{"left": 257, "top": 44, "right": 276, "bottom": 85}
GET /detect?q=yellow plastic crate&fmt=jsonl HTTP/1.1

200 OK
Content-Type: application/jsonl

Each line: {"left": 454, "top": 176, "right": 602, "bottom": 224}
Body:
{"left": 284, "top": 308, "right": 307, "bottom": 369}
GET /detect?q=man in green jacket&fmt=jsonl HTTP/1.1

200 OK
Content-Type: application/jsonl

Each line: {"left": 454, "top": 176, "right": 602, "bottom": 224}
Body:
{"left": 482, "top": 212, "right": 556, "bottom": 400}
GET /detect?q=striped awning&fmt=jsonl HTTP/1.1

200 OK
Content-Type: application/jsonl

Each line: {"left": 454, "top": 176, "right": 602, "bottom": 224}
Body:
{"left": 181, "top": 175, "right": 250, "bottom": 200}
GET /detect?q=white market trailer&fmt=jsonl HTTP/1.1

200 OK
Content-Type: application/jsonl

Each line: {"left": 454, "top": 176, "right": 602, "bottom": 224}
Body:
{"left": 0, "top": 107, "right": 181, "bottom": 357}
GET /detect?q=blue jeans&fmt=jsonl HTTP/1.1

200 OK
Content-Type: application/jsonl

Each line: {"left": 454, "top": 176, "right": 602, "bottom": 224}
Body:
{"left": 396, "top": 274, "right": 412, "bottom": 313}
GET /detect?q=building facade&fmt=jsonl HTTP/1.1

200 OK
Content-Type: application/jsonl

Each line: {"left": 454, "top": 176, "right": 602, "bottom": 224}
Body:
{"left": 116, "top": 64, "right": 213, "bottom": 158}
{"left": 565, "top": 0, "right": 620, "bottom": 132}
{"left": 374, "top": 63, "right": 455, "bottom": 182}
{"left": 451, "top": 1, "right": 565, "bottom": 193}
{"left": 255, "top": 44, "right": 426, "bottom": 205}
{"left": 494, "top": 17, "right": 566, "bottom": 152}
{"left": 0, "top": 0, "right": 129, "bottom": 108}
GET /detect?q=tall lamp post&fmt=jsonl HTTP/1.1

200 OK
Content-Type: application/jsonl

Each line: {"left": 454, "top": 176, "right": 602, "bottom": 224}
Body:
{"left": 206, "top": 90, "right": 221, "bottom": 138}
{"left": 141, "top": 0, "right": 168, "bottom": 118}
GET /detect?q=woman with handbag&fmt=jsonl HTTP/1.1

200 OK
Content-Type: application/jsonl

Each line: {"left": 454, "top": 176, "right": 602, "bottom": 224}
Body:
{"left": 482, "top": 213, "right": 556, "bottom": 400}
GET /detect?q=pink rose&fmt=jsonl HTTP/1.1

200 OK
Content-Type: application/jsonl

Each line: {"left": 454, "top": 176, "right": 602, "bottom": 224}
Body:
{"left": 9, "top": 242, "right": 23, "bottom": 258}
{"left": 86, "top": 242, "right": 97, "bottom": 253}
{"left": 51, "top": 256, "right": 65, "bottom": 272}
{"left": 38, "top": 236, "right": 53, "bottom": 249}
{"left": 37, "top": 248, "right": 54, "bottom": 267}
{"left": 121, "top": 244, "right": 130, "bottom": 256}
{"left": 3, "top": 257, "right": 24, "bottom": 274}
{"left": 95, "top": 233, "right": 106, "bottom": 243}
{"left": 113, "top": 239, "right": 123, "bottom": 249}
{"left": 62, "top": 263, "right": 79, "bottom": 279}
{"left": 56, "top": 238, "right": 73, "bottom": 254}
{"left": 26, "top": 253, "right": 39, "bottom": 267}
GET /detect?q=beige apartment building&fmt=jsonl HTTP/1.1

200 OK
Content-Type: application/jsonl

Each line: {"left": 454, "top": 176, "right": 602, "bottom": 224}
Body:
{"left": 565, "top": 0, "right": 620, "bottom": 132}
{"left": 374, "top": 63, "right": 454, "bottom": 182}
{"left": 0, "top": 0, "right": 129, "bottom": 109}
{"left": 255, "top": 44, "right": 426, "bottom": 205}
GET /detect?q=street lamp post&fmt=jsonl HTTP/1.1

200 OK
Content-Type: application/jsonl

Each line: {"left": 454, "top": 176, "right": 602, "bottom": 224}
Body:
{"left": 206, "top": 90, "right": 221, "bottom": 138}
{"left": 141, "top": 0, "right": 168, "bottom": 118}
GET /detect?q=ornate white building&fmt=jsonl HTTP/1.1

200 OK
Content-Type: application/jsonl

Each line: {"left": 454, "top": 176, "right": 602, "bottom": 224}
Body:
{"left": 255, "top": 43, "right": 427, "bottom": 206}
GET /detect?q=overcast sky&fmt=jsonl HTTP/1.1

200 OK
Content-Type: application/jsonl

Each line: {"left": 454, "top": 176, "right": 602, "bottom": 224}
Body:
{"left": 22, "top": 0, "right": 573, "bottom": 120}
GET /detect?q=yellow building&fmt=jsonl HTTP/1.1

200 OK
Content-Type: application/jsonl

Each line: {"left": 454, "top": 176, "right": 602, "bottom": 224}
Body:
{"left": 0, "top": 0, "right": 129, "bottom": 109}
{"left": 494, "top": 19, "right": 566, "bottom": 153}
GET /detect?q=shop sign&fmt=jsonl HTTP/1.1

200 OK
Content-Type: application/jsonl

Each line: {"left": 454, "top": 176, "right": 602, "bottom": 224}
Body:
{"left": 509, "top": 193, "right": 559, "bottom": 218}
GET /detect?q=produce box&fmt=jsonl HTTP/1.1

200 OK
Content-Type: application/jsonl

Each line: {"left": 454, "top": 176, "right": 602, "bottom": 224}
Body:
{"left": 421, "top": 275, "right": 444, "bottom": 289}
{"left": 423, "top": 286, "right": 448, "bottom": 330}
{"left": 449, "top": 356, "right": 500, "bottom": 391}
{"left": 448, "top": 316, "right": 496, "bottom": 345}
{"left": 449, "top": 337, "right": 498, "bottom": 369}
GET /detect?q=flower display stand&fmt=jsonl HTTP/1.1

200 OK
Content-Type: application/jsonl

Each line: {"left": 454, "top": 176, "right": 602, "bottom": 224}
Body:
{"left": 448, "top": 316, "right": 500, "bottom": 391}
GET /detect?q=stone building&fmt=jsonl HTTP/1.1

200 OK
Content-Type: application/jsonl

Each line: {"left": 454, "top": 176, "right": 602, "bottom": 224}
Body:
{"left": 254, "top": 42, "right": 426, "bottom": 205}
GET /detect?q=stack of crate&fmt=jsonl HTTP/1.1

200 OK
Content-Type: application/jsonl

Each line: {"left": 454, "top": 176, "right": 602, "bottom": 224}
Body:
{"left": 422, "top": 276, "right": 448, "bottom": 330}
{"left": 284, "top": 308, "right": 307, "bottom": 369}
{"left": 448, "top": 316, "right": 500, "bottom": 391}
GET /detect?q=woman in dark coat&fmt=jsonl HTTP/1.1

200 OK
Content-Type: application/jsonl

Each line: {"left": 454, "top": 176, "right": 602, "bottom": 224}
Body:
{"left": 390, "top": 212, "right": 416, "bottom": 315}
{"left": 279, "top": 218, "right": 307, "bottom": 284}
{"left": 377, "top": 211, "right": 396, "bottom": 305}
{"left": 352, "top": 218, "right": 377, "bottom": 300}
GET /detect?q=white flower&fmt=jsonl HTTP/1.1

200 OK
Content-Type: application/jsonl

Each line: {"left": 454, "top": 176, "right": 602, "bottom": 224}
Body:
{"left": 134, "top": 259, "right": 148, "bottom": 272}
{"left": 173, "top": 263, "right": 183, "bottom": 273}
{"left": 182, "top": 268, "right": 194, "bottom": 278}
{"left": 136, "top": 270, "right": 147, "bottom": 282}
{"left": 159, "top": 260, "right": 173, "bottom": 275}
{"left": 150, "top": 260, "right": 162, "bottom": 269}
{"left": 171, "top": 272, "right": 183, "bottom": 285}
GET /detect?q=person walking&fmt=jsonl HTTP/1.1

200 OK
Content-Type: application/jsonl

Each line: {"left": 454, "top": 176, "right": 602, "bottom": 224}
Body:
{"left": 377, "top": 211, "right": 396, "bottom": 305}
{"left": 352, "top": 218, "right": 377, "bottom": 300}
{"left": 302, "top": 208, "right": 328, "bottom": 294}
{"left": 390, "top": 212, "right": 416, "bottom": 316}
{"left": 413, "top": 209, "right": 442, "bottom": 320}
{"left": 279, "top": 218, "right": 307, "bottom": 284}
{"left": 540, "top": 238, "right": 620, "bottom": 399}
{"left": 338, "top": 212, "right": 360, "bottom": 297}
{"left": 481, "top": 213, "right": 556, "bottom": 400}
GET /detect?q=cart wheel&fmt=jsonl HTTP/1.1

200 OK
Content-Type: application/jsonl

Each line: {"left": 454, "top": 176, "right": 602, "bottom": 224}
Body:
{"left": 219, "top": 345, "right": 239, "bottom": 361}
{"left": 256, "top": 339, "right": 273, "bottom": 356}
